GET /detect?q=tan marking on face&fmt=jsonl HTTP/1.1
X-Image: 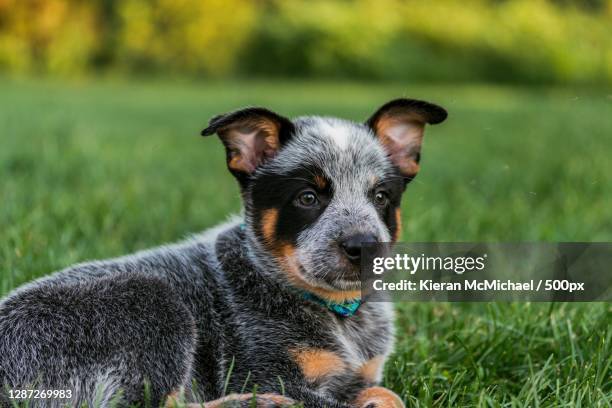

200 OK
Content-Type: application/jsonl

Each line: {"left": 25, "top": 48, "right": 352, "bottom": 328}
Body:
{"left": 369, "top": 175, "right": 379, "bottom": 187}
{"left": 291, "top": 348, "right": 346, "bottom": 381}
{"left": 313, "top": 174, "right": 327, "bottom": 190}
{"left": 277, "top": 244, "right": 361, "bottom": 303}
{"left": 353, "top": 386, "right": 405, "bottom": 408}
{"left": 359, "top": 355, "right": 385, "bottom": 383}
{"left": 260, "top": 208, "right": 279, "bottom": 246}
{"left": 307, "top": 285, "right": 361, "bottom": 303}
{"left": 393, "top": 208, "right": 402, "bottom": 241}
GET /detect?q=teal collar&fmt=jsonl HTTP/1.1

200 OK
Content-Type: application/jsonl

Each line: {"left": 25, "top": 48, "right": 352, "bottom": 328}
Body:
{"left": 303, "top": 291, "right": 362, "bottom": 317}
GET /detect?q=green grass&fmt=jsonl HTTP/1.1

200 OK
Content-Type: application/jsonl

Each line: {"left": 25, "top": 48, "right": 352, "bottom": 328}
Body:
{"left": 0, "top": 78, "right": 610, "bottom": 407}
{"left": 388, "top": 303, "right": 610, "bottom": 407}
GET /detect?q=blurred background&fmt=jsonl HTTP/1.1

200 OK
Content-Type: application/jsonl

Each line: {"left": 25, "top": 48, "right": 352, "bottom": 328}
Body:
{"left": 1, "top": 0, "right": 612, "bottom": 84}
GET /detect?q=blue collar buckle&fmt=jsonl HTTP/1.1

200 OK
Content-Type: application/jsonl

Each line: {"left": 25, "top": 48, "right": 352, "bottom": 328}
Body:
{"left": 303, "top": 292, "right": 362, "bottom": 317}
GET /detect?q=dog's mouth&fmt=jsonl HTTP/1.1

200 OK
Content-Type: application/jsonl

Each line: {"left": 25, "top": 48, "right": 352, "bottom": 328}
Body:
{"left": 283, "top": 248, "right": 363, "bottom": 301}
{"left": 297, "top": 262, "right": 362, "bottom": 292}
{"left": 329, "top": 277, "right": 362, "bottom": 291}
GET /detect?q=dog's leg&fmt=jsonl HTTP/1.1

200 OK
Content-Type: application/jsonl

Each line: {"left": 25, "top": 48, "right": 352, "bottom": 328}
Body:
{"left": 352, "top": 386, "right": 404, "bottom": 408}
{"left": 0, "top": 274, "right": 197, "bottom": 407}
{"left": 167, "top": 392, "right": 296, "bottom": 407}
{"left": 166, "top": 384, "right": 403, "bottom": 408}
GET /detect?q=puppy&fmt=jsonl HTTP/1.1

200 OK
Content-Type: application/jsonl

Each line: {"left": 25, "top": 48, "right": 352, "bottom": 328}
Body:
{"left": 0, "top": 99, "right": 447, "bottom": 407}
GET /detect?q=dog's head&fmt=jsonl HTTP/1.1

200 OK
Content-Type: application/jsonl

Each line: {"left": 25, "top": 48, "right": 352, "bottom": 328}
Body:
{"left": 202, "top": 99, "right": 447, "bottom": 301}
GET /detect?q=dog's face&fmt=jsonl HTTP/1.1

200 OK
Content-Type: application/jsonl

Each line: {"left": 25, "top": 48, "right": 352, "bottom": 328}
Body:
{"left": 202, "top": 99, "right": 446, "bottom": 301}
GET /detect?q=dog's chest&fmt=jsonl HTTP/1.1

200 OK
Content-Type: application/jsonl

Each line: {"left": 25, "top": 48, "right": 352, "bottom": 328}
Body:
{"left": 336, "top": 321, "right": 385, "bottom": 381}
{"left": 292, "top": 304, "right": 394, "bottom": 393}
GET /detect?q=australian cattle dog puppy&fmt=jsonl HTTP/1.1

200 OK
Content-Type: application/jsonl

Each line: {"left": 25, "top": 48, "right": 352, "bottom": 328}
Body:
{"left": 0, "top": 99, "right": 447, "bottom": 407}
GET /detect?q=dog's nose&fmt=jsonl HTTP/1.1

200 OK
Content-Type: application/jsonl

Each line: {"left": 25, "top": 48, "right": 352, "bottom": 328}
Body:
{"left": 340, "top": 233, "right": 378, "bottom": 264}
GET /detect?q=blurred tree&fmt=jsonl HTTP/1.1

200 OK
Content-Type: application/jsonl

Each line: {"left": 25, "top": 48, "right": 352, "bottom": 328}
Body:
{"left": 0, "top": 0, "right": 99, "bottom": 75}
{"left": 0, "top": 0, "right": 611, "bottom": 83}
{"left": 115, "top": 0, "right": 257, "bottom": 76}
{"left": 89, "top": 0, "right": 121, "bottom": 70}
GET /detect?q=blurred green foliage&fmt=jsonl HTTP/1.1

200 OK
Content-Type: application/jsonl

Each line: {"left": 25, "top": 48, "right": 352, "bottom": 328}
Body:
{"left": 1, "top": 0, "right": 612, "bottom": 84}
{"left": 0, "top": 0, "right": 256, "bottom": 76}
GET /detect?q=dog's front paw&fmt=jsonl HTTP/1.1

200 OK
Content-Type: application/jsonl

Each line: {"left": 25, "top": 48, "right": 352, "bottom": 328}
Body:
{"left": 353, "top": 386, "right": 404, "bottom": 408}
{"left": 203, "top": 393, "right": 297, "bottom": 407}
{"left": 167, "top": 392, "right": 297, "bottom": 408}
{"left": 250, "top": 393, "right": 298, "bottom": 407}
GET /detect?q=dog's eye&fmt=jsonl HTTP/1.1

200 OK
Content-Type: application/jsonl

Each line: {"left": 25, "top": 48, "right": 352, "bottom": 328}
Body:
{"left": 374, "top": 191, "right": 389, "bottom": 207}
{"left": 296, "top": 190, "right": 319, "bottom": 208}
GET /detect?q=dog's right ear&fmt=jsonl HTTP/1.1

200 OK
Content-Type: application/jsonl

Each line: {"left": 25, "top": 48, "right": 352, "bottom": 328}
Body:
{"left": 201, "top": 107, "right": 294, "bottom": 184}
{"left": 366, "top": 98, "right": 447, "bottom": 181}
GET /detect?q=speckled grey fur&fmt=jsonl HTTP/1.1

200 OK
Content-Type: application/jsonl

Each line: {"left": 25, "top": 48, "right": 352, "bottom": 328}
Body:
{"left": 0, "top": 108, "right": 444, "bottom": 407}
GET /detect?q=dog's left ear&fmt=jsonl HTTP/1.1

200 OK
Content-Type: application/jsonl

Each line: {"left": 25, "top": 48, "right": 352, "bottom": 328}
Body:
{"left": 366, "top": 98, "right": 447, "bottom": 180}
{"left": 201, "top": 107, "right": 294, "bottom": 184}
